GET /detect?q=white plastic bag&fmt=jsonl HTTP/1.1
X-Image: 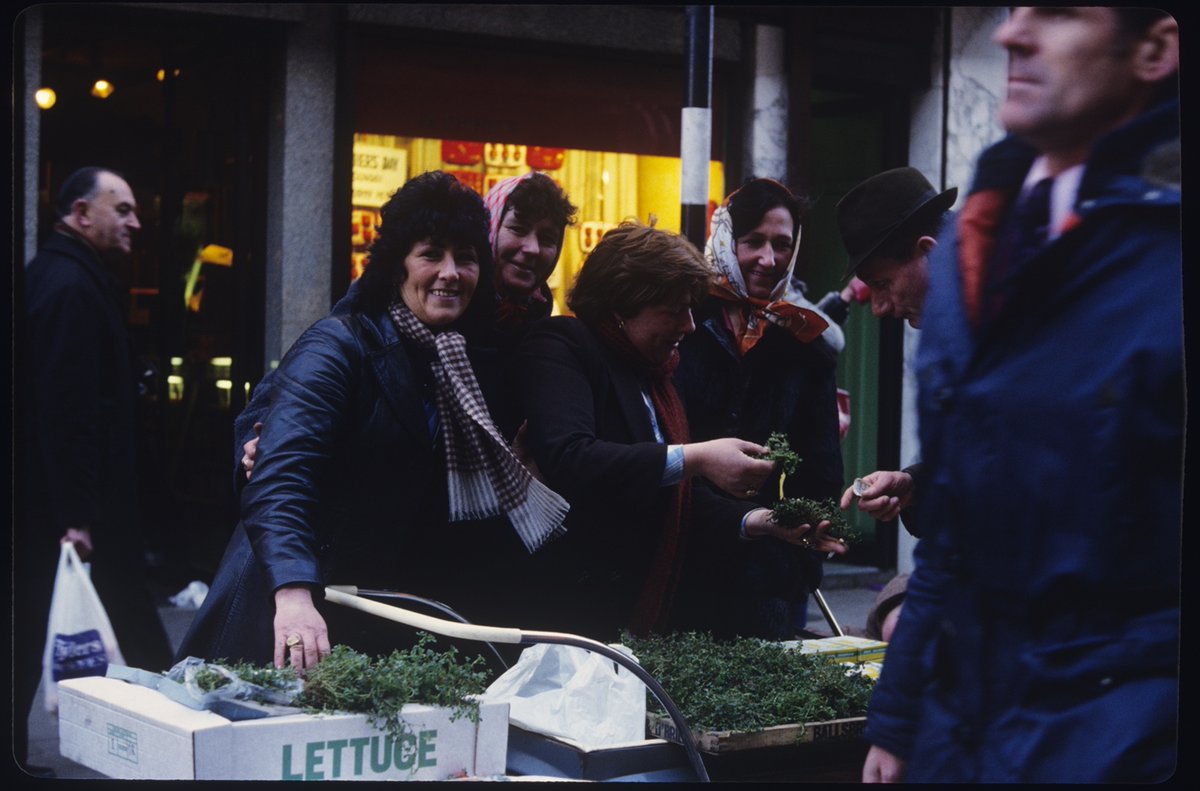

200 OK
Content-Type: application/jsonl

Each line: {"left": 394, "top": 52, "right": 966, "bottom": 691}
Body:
{"left": 483, "top": 643, "right": 646, "bottom": 749}
{"left": 41, "top": 542, "right": 125, "bottom": 713}
{"left": 169, "top": 580, "right": 209, "bottom": 608}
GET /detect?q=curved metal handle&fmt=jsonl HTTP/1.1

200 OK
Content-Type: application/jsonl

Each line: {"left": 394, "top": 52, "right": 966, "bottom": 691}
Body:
{"left": 324, "top": 586, "right": 710, "bottom": 782}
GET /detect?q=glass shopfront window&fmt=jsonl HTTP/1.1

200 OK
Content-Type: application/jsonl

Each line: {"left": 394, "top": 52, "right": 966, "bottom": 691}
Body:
{"left": 351, "top": 133, "right": 725, "bottom": 313}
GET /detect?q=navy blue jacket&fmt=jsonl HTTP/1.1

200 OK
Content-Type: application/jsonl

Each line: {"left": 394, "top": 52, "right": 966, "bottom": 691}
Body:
{"left": 864, "top": 100, "right": 1182, "bottom": 782}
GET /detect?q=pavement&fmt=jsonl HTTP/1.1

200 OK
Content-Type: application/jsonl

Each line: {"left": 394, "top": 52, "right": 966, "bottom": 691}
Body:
{"left": 18, "top": 563, "right": 894, "bottom": 781}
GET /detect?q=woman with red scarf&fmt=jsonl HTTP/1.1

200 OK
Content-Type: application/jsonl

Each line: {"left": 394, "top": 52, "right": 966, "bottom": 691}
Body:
{"left": 514, "top": 222, "right": 842, "bottom": 641}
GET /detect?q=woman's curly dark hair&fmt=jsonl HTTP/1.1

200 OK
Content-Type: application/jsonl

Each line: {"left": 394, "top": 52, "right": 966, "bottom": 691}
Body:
{"left": 357, "top": 171, "right": 495, "bottom": 330}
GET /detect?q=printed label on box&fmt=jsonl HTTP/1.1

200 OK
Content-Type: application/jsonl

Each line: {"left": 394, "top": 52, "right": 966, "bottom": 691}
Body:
{"left": 278, "top": 730, "right": 439, "bottom": 781}
{"left": 106, "top": 723, "right": 139, "bottom": 763}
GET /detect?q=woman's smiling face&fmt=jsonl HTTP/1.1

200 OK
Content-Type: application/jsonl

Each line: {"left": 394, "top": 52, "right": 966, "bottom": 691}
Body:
{"left": 399, "top": 238, "right": 480, "bottom": 326}
{"left": 494, "top": 209, "right": 561, "bottom": 299}
{"left": 621, "top": 301, "right": 697, "bottom": 365}
{"left": 736, "top": 206, "right": 795, "bottom": 300}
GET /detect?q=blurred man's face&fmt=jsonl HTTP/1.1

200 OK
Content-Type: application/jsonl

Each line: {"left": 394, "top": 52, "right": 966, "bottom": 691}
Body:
{"left": 993, "top": 8, "right": 1150, "bottom": 156}
{"left": 76, "top": 172, "right": 141, "bottom": 256}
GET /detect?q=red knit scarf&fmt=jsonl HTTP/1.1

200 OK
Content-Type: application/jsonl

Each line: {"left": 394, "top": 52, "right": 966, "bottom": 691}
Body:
{"left": 592, "top": 317, "right": 692, "bottom": 636}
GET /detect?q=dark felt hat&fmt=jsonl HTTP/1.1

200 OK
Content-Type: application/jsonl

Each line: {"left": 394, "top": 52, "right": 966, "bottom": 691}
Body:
{"left": 864, "top": 573, "right": 909, "bottom": 642}
{"left": 835, "top": 167, "right": 958, "bottom": 278}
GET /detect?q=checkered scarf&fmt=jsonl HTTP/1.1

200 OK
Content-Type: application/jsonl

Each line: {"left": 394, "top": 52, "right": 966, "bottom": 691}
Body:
{"left": 387, "top": 300, "right": 568, "bottom": 553}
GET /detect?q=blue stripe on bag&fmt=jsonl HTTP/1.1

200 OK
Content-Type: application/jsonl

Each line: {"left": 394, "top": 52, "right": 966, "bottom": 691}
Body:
{"left": 51, "top": 628, "right": 109, "bottom": 680}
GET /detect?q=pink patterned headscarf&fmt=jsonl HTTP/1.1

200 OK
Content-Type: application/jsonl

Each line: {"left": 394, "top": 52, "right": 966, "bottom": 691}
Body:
{"left": 484, "top": 172, "right": 553, "bottom": 314}
{"left": 484, "top": 173, "right": 533, "bottom": 263}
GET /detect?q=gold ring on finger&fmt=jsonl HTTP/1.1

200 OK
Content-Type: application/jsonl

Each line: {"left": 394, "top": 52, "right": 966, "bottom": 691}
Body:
{"left": 286, "top": 634, "right": 303, "bottom": 648}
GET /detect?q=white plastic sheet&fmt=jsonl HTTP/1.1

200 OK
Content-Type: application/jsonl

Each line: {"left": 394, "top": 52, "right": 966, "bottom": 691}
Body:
{"left": 483, "top": 643, "right": 646, "bottom": 749}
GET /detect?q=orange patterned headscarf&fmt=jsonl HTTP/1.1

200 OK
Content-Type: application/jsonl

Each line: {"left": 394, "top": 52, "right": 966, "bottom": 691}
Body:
{"left": 705, "top": 201, "right": 828, "bottom": 355}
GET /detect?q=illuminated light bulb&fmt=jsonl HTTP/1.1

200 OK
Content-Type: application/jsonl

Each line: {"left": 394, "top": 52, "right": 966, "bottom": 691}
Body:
{"left": 35, "top": 87, "right": 56, "bottom": 109}
{"left": 91, "top": 79, "right": 114, "bottom": 99}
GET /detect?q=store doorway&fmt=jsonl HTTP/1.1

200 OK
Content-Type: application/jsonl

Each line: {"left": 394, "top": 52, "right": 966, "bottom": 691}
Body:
{"left": 805, "top": 88, "right": 913, "bottom": 571}
{"left": 34, "top": 5, "right": 275, "bottom": 585}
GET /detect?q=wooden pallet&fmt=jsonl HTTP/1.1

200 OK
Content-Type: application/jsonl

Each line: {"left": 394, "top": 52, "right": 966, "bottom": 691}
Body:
{"left": 647, "top": 713, "right": 866, "bottom": 755}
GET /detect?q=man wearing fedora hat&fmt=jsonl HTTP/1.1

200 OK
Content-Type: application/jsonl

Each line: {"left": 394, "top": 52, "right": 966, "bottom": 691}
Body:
{"left": 836, "top": 167, "right": 957, "bottom": 330}
{"left": 832, "top": 167, "right": 957, "bottom": 530}
{"left": 861, "top": 8, "right": 1180, "bottom": 783}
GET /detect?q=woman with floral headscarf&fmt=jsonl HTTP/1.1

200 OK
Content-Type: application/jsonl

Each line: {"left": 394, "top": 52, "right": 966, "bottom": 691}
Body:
{"left": 674, "top": 177, "right": 847, "bottom": 640}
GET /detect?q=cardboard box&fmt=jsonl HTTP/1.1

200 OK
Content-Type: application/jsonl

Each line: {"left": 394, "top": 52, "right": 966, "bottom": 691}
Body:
{"left": 58, "top": 676, "right": 508, "bottom": 781}
{"left": 780, "top": 635, "right": 888, "bottom": 664}
{"left": 855, "top": 661, "right": 884, "bottom": 680}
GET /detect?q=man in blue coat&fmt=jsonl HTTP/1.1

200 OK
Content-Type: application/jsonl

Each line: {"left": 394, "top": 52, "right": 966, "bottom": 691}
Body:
{"left": 862, "top": 8, "right": 1181, "bottom": 783}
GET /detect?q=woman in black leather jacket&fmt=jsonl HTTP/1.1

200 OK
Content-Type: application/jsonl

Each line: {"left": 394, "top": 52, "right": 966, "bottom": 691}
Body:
{"left": 176, "top": 172, "right": 567, "bottom": 670}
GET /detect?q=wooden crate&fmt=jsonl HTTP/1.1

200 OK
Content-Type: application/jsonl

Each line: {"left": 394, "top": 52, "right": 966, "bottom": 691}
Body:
{"left": 646, "top": 713, "right": 866, "bottom": 755}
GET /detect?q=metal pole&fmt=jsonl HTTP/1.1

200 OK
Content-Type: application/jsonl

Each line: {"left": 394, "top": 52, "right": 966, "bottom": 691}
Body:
{"left": 680, "top": 5, "right": 713, "bottom": 250}
{"left": 812, "top": 588, "right": 845, "bottom": 637}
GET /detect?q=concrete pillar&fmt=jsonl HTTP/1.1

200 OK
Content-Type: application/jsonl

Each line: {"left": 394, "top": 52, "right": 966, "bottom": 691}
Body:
{"left": 264, "top": 6, "right": 339, "bottom": 369}
{"left": 744, "top": 24, "right": 788, "bottom": 181}
{"left": 20, "top": 6, "right": 43, "bottom": 264}
{"left": 895, "top": 6, "right": 1009, "bottom": 575}
{"left": 945, "top": 7, "right": 1010, "bottom": 200}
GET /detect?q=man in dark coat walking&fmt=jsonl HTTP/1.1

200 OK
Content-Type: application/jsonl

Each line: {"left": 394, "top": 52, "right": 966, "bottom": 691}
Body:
{"left": 15, "top": 167, "right": 173, "bottom": 775}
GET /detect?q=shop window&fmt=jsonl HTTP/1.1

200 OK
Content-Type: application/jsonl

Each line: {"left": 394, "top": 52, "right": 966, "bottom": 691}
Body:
{"left": 351, "top": 133, "right": 724, "bottom": 315}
